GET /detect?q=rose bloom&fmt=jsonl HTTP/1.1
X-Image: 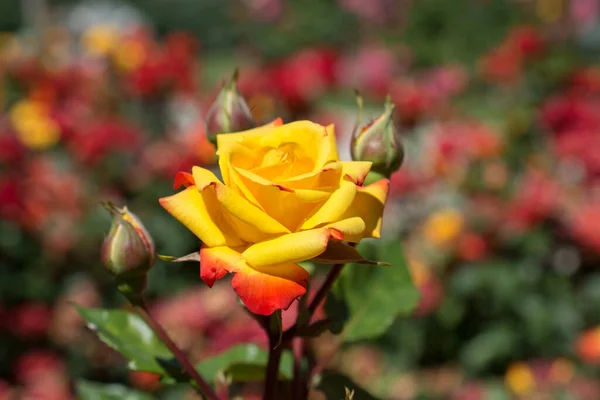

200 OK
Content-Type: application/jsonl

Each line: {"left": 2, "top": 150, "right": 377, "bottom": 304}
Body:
{"left": 161, "top": 119, "right": 389, "bottom": 315}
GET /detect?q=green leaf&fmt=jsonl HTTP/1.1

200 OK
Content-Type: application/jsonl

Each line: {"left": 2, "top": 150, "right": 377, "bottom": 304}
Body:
{"left": 76, "top": 307, "right": 173, "bottom": 374}
{"left": 316, "top": 372, "right": 381, "bottom": 400}
{"left": 327, "top": 241, "right": 420, "bottom": 342}
{"left": 76, "top": 380, "right": 153, "bottom": 400}
{"left": 195, "top": 344, "right": 293, "bottom": 383}
{"left": 460, "top": 324, "right": 518, "bottom": 373}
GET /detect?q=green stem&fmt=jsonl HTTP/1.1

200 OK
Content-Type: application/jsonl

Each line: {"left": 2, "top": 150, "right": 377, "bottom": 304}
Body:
{"left": 133, "top": 301, "right": 220, "bottom": 400}
{"left": 291, "top": 338, "right": 306, "bottom": 400}
{"left": 263, "top": 331, "right": 283, "bottom": 400}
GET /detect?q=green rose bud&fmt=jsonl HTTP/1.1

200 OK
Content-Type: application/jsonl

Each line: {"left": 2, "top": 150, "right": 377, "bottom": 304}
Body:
{"left": 205, "top": 69, "right": 255, "bottom": 144}
{"left": 351, "top": 92, "right": 404, "bottom": 178}
{"left": 101, "top": 201, "right": 155, "bottom": 305}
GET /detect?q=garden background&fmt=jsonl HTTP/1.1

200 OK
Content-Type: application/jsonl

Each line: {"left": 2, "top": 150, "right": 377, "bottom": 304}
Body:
{"left": 3, "top": 0, "right": 600, "bottom": 398}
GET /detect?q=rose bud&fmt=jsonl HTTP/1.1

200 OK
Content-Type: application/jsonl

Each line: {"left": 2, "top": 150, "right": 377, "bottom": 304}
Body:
{"left": 101, "top": 201, "right": 155, "bottom": 305}
{"left": 351, "top": 92, "right": 404, "bottom": 178}
{"left": 205, "top": 69, "right": 255, "bottom": 144}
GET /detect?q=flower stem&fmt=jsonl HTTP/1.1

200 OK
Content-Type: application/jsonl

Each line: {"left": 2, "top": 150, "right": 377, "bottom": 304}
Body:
{"left": 307, "top": 263, "right": 345, "bottom": 316}
{"left": 133, "top": 300, "right": 220, "bottom": 400}
{"left": 291, "top": 337, "right": 306, "bottom": 400}
{"left": 282, "top": 261, "right": 346, "bottom": 342}
{"left": 263, "top": 332, "right": 283, "bottom": 400}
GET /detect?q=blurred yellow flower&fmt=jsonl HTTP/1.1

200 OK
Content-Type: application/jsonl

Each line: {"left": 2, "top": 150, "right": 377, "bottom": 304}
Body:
{"left": 406, "top": 256, "right": 430, "bottom": 288}
{"left": 505, "top": 362, "right": 535, "bottom": 395}
{"left": 10, "top": 99, "right": 60, "bottom": 150}
{"left": 81, "top": 25, "right": 119, "bottom": 56}
{"left": 423, "top": 209, "right": 464, "bottom": 246}
{"left": 113, "top": 40, "right": 146, "bottom": 72}
{"left": 536, "top": 0, "right": 563, "bottom": 23}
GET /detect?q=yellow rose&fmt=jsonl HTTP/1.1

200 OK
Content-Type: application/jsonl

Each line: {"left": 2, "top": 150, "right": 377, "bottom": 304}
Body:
{"left": 10, "top": 99, "right": 60, "bottom": 150}
{"left": 160, "top": 119, "right": 390, "bottom": 315}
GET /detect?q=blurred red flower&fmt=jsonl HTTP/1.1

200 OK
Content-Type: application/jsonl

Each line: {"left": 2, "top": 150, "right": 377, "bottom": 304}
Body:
{"left": 9, "top": 303, "right": 52, "bottom": 340}
{"left": 576, "top": 327, "right": 600, "bottom": 364}
{"left": 68, "top": 117, "right": 143, "bottom": 165}
{"left": 570, "top": 204, "right": 600, "bottom": 253}
{"left": 13, "top": 350, "right": 65, "bottom": 385}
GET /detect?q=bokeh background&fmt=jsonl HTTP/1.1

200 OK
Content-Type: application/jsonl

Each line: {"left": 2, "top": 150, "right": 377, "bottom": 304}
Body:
{"left": 3, "top": 0, "right": 600, "bottom": 398}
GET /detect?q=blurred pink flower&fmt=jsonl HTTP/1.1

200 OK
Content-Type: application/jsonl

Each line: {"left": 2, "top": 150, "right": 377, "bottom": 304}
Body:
{"left": 570, "top": 204, "right": 600, "bottom": 252}
{"left": 268, "top": 47, "right": 338, "bottom": 110}
{"left": 337, "top": 0, "right": 389, "bottom": 24}
{"left": 421, "top": 65, "right": 469, "bottom": 103}
{"left": 570, "top": 0, "right": 599, "bottom": 27}
{"left": 0, "top": 380, "right": 14, "bottom": 400}
{"left": 452, "top": 382, "right": 485, "bottom": 400}
{"left": 338, "top": 43, "right": 399, "bottom": 98}
{"left": 553, "top": 129, "right": 600, "bottom": 178}
{"left": 243, "top": 0, "right": 284, "bottom": 22}
{"left": 504, "top": 171, "right": 560, "bottom": 230}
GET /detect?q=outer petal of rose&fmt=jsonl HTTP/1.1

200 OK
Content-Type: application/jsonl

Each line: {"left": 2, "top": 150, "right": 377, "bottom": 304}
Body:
{"left": 325, "top": 124, "right": 339, "bottom": 163}
{"left": 159, "top": 187, "right": 243, "bottom": 248}
{"left": 323, "top": 217, "right": 366, "bottom": 243}
{"left": 201, "top": 245, "right": 308, "bottom": 315}
{"left": 232, "top": 263, "right": 308, "bottom": 315}
{"left": 242, "top": 228, "right": 332, "bottom": 267}
{"left": 173, "top": 171, "right": 195, "bottom": 189}
{"left": 200, "top": 245, "right": 244, "bottom": 287}
{"left": 192, "top": 166, "right": 290, "bottom": 237}
{"left": 301, "top": 180, "right": 357, "bottom": 230}
{"left": 341, "top": 178, "right": 390, "bottom": 239}
{"left": 339, "top": 161, "right": 372, "bottom": 186}
{"left": 216, "top": 118, "right": 283, "bottom": 158}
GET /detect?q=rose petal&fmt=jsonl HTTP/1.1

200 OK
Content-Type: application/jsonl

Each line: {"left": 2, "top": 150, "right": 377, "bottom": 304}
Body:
{"left": 159, "top": 186, "right": 243, "bottom": 247}
{"left": 173, "top": 171, "right": 195, "bottom": 189}
{"left": 301, "top": 180, "right": 358, "bottom": 230}
{"left": 339, "top": 161, "right": 372, "bottom": 186}
{"left": 201, "top": 245, "right": 308, "bottom": 315}
{"left": 242, "top": 228, "right": 332, "bottom": 267}
{"left": 323, "top": 217, "right": 366, "bottom": 243}
{"left": 233, "top": 167, "right": 332, "bottom": 231}
{"left": 325, "top": 124, "right": 339, "bottom": 163}
{"left": 192, "top": 166, "right": 290, "bottom": 238}
{"left": 341, "top": 178, "right": 389, "bottom": 239}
